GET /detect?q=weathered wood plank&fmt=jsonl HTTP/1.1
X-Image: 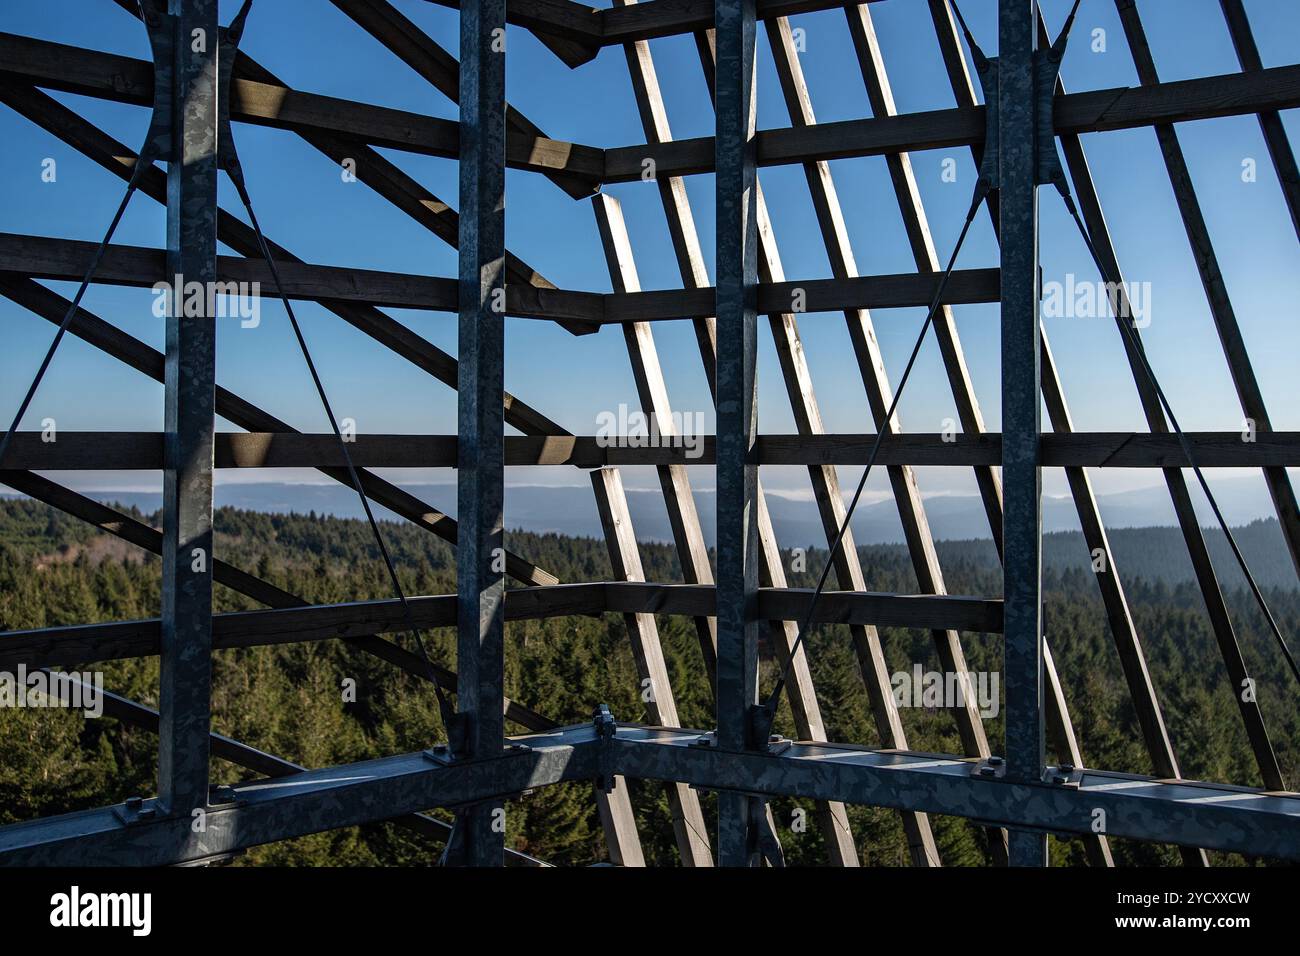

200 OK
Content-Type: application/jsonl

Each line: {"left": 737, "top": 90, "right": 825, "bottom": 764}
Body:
{"left": 0, "top": 34, "right": 603, "bottom": 183}
{"left": 0, "top": 232, "right": 1000, "bottom": 320}
{"left": 591, "top": 467, "right": 713, "bottom": 866}
{"left": 602, "top": 63, "right": 1300, "bottom": 180}
{"left": 8, "top": 431, "right": 1299, "bottom": 470}
{"left": 0, "top": 583, "right": 1003, "bottom": 671}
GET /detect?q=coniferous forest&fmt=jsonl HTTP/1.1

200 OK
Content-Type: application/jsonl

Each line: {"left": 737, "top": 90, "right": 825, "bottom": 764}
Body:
{"left": 0, "top": 497, "right": 1296, "bottom": 866}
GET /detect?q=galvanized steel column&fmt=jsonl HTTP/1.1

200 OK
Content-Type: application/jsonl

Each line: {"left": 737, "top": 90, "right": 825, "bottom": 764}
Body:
{"left": 456, "top": 0, "right": 508, "bottom": 866}
{"left": 999, "top": 0, "right": 1047, "bottom": 866}
{"left": 715, "top": 0, "right": 760, "bottom": 866}
{"left": 159, "top": 0, "right": 219, "bottom": 817}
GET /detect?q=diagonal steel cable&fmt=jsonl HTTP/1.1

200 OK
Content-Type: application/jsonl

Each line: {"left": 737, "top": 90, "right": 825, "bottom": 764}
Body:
{"left": 226, "top": 167, "right": 460, "bottom": 734}
{"left": 1059, "top": 196, "right": 1300, "bottom": 688}
{"left": 0, "top": 161, "right": 149, "bottom": 469}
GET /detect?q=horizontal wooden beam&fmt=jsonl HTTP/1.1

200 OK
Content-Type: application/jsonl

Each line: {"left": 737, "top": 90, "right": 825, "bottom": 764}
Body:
{"left": 603, "top": 63, "right": 1300, "bottom": 180}
{"left": 0, "top": 34, "right": 604, "bottom": 185}
{"left": 763, "top": 432, "right": 1300, "bottom": 468}
{"left": 0, "top": 232, "right": 999, "bottom": 320}
{"left": 4, "top": 432, "right": 1297, "bottom": 470}
{"left": 600, "top": 0, "right": 883, "bottom": 43}
{"left": 427, "top": 0, "right": 883, "bottom": 46}
{"left": 4, "top": 33, "right": 1295, "bottom": 187}
{"left": 0, "top": 582, "right": 1003, "bottom": 671}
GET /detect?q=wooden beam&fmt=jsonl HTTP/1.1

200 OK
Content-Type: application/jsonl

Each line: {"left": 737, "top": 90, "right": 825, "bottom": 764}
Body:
{"left": 0, "top": 277, "right": 559, "bottom": 588}
{"left": 602, "top": 63, "right": 1300, "bottom": 180}
{"left": 0, "top": 232, "right": 1000, "bottom": 320}
{"left": 1219, "top": 0, "right": 1300, "bottom": 241}
{"left": 592, "top": 193, "right": 719, "bottom": 685}
{"left": 426, "top": 0, "right": 884, "bottom": 47}
{"left": 928, "top": 0, "right": 1168, "bottom": 866}
{"left": 7, "top": 31, "right": 1298, "bottom": 184}
{"left": 10, "top": 430, "right": 1300, "bottom": 470}
{"left": 591, "top": 467, "right": 713, "bottom": 866}
{"left": 1117, "top": 1, "right": 1300, "bottom": 589}
{"left": 0, "top": 35, "right": 602, "bottom": 185}
{"left": 0, "top": 583, "right": 1005, "bottom": 673}
{"left": 0, "top": 85, "right": 569, "bottom": 439}
{"left": 1096, "top": 2, "right": 1286, "bottom": 794}
{"left": 329, "top": 0, "right": 600, "bottom": 190}
{"left": 0, "top": 469, "right": 555, "bottom": 732}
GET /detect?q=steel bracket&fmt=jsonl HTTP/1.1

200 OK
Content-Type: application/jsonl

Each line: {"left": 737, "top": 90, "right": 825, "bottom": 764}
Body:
{"left": 965, "top": 15, "right": 1074, "bottom": 199}
{"left": 112, "top": 795, "right": 159, "bottom": 827}
{"left": 686, "top": 785, "right": 786, "bottom": 867}
{"left": 216, "top": 0, "right": 255, "bottom": 185}
{"left": 972, "top": 755, "right": 1008, "bottom": 780}
{"left": 593, "top": 703, "right": 619, "bottom": 792}
{"left": 1042, "top": 763, "right": 1085, "bottom": 788}
{"left": 423, "top": 741, "right": 531, "bottom": 767}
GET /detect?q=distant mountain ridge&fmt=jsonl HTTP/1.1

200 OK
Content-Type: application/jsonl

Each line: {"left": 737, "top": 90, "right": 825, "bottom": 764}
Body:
{"left": 14, "top": 475, "right": 1277, "bottom": 546}
{"left": 5, "top": 477, "right": 1296, "bottom": 590}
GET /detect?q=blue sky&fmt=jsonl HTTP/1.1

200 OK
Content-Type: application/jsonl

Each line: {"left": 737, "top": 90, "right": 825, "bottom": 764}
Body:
{"left": 1, "top": 0, "right": 1298, "bottom": 527}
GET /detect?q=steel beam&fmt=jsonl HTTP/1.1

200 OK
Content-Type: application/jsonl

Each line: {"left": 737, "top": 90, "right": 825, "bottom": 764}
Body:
{"left": 0, "top": 728, "right": 603, "bottom": 867}
{"left": 452, "top": 0, "right": 508, "bottom": 867}
{"left": 713, "top": 0, "right": 761, "bottom": 866}
{"left": 155, "top": 0, "right": 219, "bottom": 820}
{"left": 3, "top": 723, "right": 1299, "bottom": 866}
{"left": 606, "top": 727, "right": 1300, "bottom": 862}
{"left": 42, "top": 673, "right": 549, "bottom": 865}
{"left": 593, "top": 187, "right": 854, "bottom": 864}
{"left": 929, "top": 0, "right": 1182, "bottom": 866}
{"left": 998, "top": 0, "right": 1046, "bottom": 867}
